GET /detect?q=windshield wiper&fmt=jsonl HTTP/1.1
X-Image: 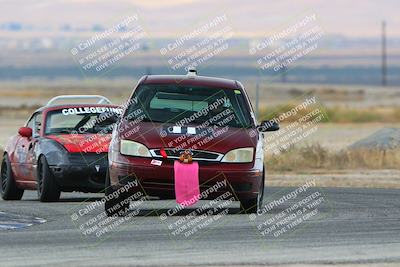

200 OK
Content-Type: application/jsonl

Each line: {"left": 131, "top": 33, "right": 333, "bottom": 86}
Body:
{"left": 141, "top": 117, "right": 165, "bottom": 123}
{"left": 49, "top": 129, "right": 72, "bottom": 134}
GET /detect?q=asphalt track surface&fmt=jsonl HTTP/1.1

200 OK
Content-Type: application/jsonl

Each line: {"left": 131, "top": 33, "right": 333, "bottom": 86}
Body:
{"left": 0, "top": 186, "right": 400, "bottom": 267}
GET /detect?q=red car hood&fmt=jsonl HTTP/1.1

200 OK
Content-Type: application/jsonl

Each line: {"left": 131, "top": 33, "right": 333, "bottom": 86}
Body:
{"left": 119, "top": 122, "right": 257, "bottom": 154}
{"left": 47, "top": 134, "right": 111, "bottom": 153}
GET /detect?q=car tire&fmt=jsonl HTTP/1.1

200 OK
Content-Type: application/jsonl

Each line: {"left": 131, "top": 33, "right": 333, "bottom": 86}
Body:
{"left": 104, "top": 170, "right": 129, "bottom": 217}
{"left": 240, "top": 167, "right": 265, "bottom": 213}
{"left": 1, "top": 154, "right": 24, "bottom": 200}
{"left": 37, "top": 156, "right": 61, "bottom": 202}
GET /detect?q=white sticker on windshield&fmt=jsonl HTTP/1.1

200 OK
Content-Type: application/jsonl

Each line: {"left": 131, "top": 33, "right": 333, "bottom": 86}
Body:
{"left": 187, "top": 127, "right": 196, "bottom": 134}
{"left": 172, "top": 126, "right": 182, "bottom": 133}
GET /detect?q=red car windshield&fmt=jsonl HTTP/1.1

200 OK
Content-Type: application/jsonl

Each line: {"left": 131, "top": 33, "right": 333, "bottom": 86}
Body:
{"left": 124, "top": 84, "right": 253, "bottom": 128}
{"left": 45, "top": 106, "right": 121, "bottom": 135}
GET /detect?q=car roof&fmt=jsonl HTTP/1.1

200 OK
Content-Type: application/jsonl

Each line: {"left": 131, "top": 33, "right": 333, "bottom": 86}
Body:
{"left": 33, "top": 104, "right": 119, "bottom": 114}
{"left": 142, "top": 75, "right": 240, "bottom": 89}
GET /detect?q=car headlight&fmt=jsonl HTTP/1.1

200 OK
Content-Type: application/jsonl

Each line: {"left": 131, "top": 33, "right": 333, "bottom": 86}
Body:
{"left": 221, "top": 147, "right": 254, "bottom": 163}
{"left": 120, "top": 140, "right": 151, "bottom": 157}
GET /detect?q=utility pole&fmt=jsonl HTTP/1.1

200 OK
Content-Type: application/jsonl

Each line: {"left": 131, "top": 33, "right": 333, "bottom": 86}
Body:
{"left": 381, "top": 20, "right": 387, "bottom": 86}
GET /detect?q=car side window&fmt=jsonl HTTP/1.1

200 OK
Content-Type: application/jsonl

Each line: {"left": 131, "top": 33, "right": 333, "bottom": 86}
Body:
{"left": 34, "top": 113, "right": 42, "bottom": 137}
{"left": 25, "top": 112, "right": 41, "bottom": 137}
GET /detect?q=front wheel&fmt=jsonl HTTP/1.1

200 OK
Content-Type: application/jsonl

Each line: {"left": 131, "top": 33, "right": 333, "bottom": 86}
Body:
{"left": 37, "top": 156, "right": 60, "bottom": 202}
{"left": 240, "top": 168, "right": 265, "bottom": 213}
{"left": 1, "top": 154, "right": 24, "bottom": 200}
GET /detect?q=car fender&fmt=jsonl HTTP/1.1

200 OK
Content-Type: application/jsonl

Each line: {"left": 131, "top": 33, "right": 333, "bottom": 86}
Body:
{"left": 254, "top": 132, "right": 264, "bottom": 171}
{"left": 4, "top": 135, "right": 21, "bottom": 164}
{"left": 34, "top": 138, "right": 70, "bottom": 167}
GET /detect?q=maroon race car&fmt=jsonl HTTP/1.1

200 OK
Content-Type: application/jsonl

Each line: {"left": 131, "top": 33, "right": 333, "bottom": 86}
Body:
{"left": 1, "top": 95, "right": 121, "bottom": 202}
{"left": 105, "top": 69, "right": 279, "bottom": 216}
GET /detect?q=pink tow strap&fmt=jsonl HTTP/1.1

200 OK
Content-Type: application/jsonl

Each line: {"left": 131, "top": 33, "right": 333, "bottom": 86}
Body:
{"left": 174, "top": 161, "right": 200, "bottom": 206}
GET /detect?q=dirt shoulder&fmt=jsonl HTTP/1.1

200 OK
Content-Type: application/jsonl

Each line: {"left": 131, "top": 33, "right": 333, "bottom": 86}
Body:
{"left": 268, "top": 169, "right": 400, "bottom": 189}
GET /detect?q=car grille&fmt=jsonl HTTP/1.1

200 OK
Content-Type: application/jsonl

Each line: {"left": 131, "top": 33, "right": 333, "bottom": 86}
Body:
{"left": 149, "top": 149, "right": 223, "bottom": 162}
{"left": 68, "top": 153, "right": 108, "bottom": 165}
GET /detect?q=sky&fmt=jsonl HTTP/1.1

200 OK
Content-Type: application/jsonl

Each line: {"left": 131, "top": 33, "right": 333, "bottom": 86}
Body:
{"left": 0, "top": 0, "right": 399, "bottom": 38}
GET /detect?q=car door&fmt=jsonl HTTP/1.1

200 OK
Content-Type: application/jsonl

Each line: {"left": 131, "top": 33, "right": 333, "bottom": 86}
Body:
{"left": 14, "top": 113, "right": 41, "bottom": 183}
{"left": 26, "top": 112, "right": 42, "bottom": 182}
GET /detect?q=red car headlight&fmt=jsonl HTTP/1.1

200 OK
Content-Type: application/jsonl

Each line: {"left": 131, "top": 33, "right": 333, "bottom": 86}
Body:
{"left": 120, "top": 140, "right": 151, "bottom": 157}
{"left": 221, "top": 147, "right": 254, "bottom": 163}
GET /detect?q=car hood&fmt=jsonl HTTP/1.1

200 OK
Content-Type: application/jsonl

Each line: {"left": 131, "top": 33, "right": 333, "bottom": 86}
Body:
{"left": 118, "top": 122, "right": 257, "bottom": 154}
{"left": 47, "top": 134, "right": 111, "bottom": 153}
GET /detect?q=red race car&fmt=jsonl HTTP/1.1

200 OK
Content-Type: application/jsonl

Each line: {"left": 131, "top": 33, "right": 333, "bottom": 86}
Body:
{"left": 1, "top": 95, "right": 121, "bottom": 202}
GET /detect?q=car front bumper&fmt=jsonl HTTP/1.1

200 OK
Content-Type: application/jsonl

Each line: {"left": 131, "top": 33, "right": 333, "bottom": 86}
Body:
{"left": 49, "top": 153, "right": 108, "bottom": 192}
{"left": 109, "top": 157, "right": 263, "bottom": 200}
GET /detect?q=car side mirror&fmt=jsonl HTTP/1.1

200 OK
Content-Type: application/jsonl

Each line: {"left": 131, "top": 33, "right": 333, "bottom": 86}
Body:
{"left": 18, "top": 127, "right": 33, "bottom": 138}
{"left": 257, "top": 120, "right": 279, "bottom": 132}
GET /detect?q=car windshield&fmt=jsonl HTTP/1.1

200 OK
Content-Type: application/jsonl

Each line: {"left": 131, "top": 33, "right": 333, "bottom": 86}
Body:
{"left": 45, "top": 106, "right": 122, "bottom": 135}
{"left": 124, "top": 84, "right": 254, "bottom": 128}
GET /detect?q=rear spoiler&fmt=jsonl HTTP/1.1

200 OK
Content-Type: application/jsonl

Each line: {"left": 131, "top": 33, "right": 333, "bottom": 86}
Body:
{"left": 46, "top": 95, "right": 111, "bottom": 106}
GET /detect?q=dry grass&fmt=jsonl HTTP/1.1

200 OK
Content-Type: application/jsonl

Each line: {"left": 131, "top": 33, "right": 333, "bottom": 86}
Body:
{"left": 260, "top": 104, "right": 400, "bottom": 123}
{"left": 0, "top": 84, "right": 131, "bottom": 99}
{"left": 267, "top": 144, "right": 400, "bottom": 171}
